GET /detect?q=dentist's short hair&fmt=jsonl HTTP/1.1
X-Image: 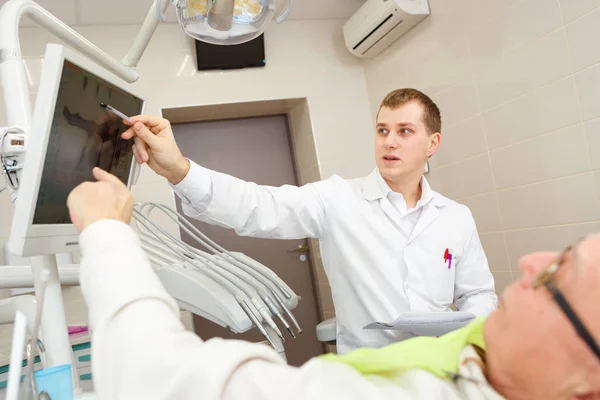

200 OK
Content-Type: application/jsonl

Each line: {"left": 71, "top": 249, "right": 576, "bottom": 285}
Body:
{"left": 378, "top": 88, "right": 441, "bottom": 135}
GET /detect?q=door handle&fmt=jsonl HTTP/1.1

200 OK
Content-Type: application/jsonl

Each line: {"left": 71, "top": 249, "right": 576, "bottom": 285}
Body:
{"left": 287, "top": 244, "right": 309, "bottom": 253}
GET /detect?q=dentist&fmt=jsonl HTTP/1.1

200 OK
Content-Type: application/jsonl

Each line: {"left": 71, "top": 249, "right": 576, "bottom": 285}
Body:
{"left": 122, "top": 88, "right": 498, "bottom": 354}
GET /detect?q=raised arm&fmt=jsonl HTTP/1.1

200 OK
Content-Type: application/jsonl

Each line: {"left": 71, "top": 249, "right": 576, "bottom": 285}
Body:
{"left": 122, "top": 115, "right": 328, "bottom": 239}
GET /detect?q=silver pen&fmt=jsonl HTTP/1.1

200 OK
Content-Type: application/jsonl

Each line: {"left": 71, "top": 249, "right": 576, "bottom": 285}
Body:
{"left": 100, "top": 102, "right": 134, "bottom": 124}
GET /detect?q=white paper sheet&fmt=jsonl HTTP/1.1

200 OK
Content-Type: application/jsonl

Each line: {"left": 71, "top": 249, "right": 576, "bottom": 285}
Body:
{"left": 363, "top": 311, "right": 476, "bottom": 336}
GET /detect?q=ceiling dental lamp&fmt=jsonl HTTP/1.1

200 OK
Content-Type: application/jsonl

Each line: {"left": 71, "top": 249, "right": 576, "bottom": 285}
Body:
{"left": 156, "top": 0, "right": 293, "bottom": 45}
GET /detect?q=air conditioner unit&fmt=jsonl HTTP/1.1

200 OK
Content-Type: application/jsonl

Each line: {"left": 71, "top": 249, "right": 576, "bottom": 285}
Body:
{"left": 343, "top": 0, "right": 430, "bottom": 59}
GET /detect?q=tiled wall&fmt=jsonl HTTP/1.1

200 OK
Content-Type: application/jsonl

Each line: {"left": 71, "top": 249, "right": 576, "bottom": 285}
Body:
{"left": 364, "top": 0, "right": 600, "bottom": 293}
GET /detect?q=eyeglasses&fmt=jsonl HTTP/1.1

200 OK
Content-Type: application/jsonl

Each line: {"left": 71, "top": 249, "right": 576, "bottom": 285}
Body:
{"left": 531, "top": 240, "right": 600, "bottom": 361}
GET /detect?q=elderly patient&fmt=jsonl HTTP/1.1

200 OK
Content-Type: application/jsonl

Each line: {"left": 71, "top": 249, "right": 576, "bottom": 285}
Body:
{"left": 68, "top": 168, "right": 600, "bottom": 400}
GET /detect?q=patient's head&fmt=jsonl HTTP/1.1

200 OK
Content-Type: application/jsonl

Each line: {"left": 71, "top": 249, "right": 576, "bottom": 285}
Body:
{"left": 484, "top": 234, "right": 600, "bottom": 399}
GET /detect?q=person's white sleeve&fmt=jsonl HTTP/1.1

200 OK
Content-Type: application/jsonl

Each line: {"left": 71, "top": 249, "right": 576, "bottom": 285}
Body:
{"left": 453, "top": 212, "right": 498, "bottom": 316}
{"left": 170, "top": 160, "right": 328, "bottom": 239}
{"left": 222, "top": 358, "right": 437, "bottom": 399}
{"left": 78, "top": 220, "right": 418, "bottom": 400}
{"left": 169, "top": 159, "right": 214, "bottom": 211}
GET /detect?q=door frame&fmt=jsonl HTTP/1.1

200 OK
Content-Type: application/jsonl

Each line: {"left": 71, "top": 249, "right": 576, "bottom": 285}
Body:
{"left": 161, "top": 98, "right": 333, "bottom": 352}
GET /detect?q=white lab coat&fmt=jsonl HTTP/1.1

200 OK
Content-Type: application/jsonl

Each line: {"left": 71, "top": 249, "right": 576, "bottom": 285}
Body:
{"left": 172, "top": 161, "right": 498, "bottom": 353}
{"left": 79, "top": 220, "right": 506, "bottom": 400}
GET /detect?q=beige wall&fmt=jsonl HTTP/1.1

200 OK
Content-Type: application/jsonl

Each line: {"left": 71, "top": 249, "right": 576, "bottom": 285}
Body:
{"left": 364, "top": 0, "right": 600, "bottom": 294}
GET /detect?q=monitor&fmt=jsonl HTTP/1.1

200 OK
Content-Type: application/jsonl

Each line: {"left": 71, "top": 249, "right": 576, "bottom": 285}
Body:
{"left": 194, "top": 34, "right": 265, "bottom": 70}
{"left": 7, "top": 44, "right": 146, "bottom": 257}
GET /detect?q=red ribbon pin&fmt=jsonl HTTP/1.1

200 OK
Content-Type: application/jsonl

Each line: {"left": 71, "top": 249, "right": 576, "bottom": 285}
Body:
{"left": 444, "top": 248, "right": 453, "bottom": 269}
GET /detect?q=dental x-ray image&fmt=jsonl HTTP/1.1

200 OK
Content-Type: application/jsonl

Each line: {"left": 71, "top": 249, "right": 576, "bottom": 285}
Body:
{"left": 33, "top": 60, "right": 143, "bottom": 224}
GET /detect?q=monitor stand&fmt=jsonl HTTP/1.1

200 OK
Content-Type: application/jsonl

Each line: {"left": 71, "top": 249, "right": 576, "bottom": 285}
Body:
{"left": 30, "top": 254, "right": 73, "bottom": 368}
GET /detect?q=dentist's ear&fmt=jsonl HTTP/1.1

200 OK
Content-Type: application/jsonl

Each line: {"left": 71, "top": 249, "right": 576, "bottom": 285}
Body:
{"left": 428, "top": 132, "right": 441, "bottom": 157}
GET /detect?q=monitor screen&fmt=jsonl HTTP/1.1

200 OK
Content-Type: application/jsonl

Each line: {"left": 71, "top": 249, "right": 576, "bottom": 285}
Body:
{"left": 195, "top": 34, "right": 265, "bottom": 70}
{"left": 32, "top": 60, "right": 144, "bottom": 225}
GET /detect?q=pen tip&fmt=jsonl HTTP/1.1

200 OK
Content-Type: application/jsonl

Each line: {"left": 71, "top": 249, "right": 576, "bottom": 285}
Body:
{"left": 99, "top": 102, "right": 107, "bottom": 108}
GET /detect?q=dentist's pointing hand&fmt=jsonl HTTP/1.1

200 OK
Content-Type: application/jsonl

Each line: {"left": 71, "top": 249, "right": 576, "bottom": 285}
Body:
{"left": 122, "top": 115, "right": 190, "bottom": 185}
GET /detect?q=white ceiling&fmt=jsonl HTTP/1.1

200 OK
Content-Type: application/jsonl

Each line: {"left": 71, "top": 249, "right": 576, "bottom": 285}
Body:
{"left": 1, "top": 0, "right": 365, "bottom": 26}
